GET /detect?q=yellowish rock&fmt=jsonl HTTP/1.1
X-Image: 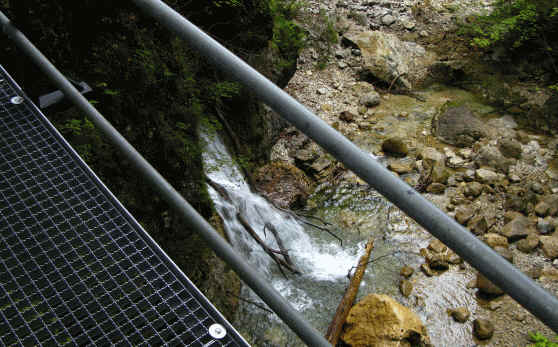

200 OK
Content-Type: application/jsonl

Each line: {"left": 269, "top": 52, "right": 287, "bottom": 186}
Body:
{"left": 342, "top": 294, "right": 431, "bottom": 347}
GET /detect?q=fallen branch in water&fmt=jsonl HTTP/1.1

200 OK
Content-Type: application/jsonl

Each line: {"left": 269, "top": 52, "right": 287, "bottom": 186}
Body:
{"left": 206, "top": 177, "right": 231, "bottom": 202}
{"left": 237, "top": 212, "right": 300, "bottom": 278}
{"left": 226, "top": 290, "right": 273, "bottom": 314}
{"left": 264, "top": 222, "right": 295, "bottom": 269}
{"left": 325, "top": 238, "right": 374, "bottom": 345}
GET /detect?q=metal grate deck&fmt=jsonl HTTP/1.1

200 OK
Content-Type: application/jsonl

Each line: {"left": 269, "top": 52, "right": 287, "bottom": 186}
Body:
{"left": 0, "top": 65, "right": 249, "bottom": 346}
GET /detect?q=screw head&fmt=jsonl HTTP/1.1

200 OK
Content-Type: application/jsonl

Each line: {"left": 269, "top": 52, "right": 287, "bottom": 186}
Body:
{"left": 208, "top": 323, "right": 226, "bottom": 339}
{"left": 10, "top": 96, "right": 24, "bottom": 105}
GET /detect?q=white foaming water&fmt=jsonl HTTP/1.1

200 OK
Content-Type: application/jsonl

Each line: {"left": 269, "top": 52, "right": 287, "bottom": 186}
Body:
{"left": 202, "top": 131, "right": 360, "bottom": 286}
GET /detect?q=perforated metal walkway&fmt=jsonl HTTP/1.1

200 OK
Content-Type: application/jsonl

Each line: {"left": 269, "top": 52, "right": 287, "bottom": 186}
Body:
{"left": 0, "top": 65, "right": 248, "bottom": 346}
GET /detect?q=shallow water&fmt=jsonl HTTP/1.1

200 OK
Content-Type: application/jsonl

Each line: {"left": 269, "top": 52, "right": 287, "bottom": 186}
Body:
{"left": 201, "top": 84, "right": 490, "bottom": 346}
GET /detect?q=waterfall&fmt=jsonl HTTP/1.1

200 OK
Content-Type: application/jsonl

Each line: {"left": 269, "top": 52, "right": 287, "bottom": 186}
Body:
{"left": 201, "top": 129, "right": 476, "bottom": 346}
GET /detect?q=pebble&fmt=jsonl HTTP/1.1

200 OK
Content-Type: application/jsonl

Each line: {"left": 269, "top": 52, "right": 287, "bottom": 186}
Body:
{"left": 317, "top": 88, "right": 327, "bottom": 95}
{"left": 338, "top": 61, "right": 347, "bottom": 69}
{"left": 419, "top": 30, "right": 429, "bottom": 37}
{"left": 381, "top": 14, "right": 396, "bottom": 26}
{"left": 351, "top": 49, "right": 361, "bottom": 57}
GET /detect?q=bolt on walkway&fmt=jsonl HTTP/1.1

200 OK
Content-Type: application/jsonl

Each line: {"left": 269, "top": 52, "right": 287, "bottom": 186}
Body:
{"left": 0, "top": 65, "right": 248, "bottom": 346}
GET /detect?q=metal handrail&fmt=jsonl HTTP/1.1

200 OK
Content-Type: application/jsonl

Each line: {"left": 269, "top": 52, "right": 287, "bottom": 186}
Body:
{"left": 129, "top": 0, "right": 558, "bottom": 333}
{"left": 2, "top": 0, "right": 558, "bottom": 342}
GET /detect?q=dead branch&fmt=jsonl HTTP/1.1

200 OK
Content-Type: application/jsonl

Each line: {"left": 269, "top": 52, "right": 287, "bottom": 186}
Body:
{"left": 264, "top": 222, "right": 295, "bottom": 269}
{"left": 237, "top": 212, "right": 301, "bottom": 278}
{"left": 226, "top": 290, "right": 273, "bottom": 314}
{"left": 206, "top": 177, "right": 232, "bottom": 202}
{"left": 325, "top": 238, "right": 374, "bottom": 345}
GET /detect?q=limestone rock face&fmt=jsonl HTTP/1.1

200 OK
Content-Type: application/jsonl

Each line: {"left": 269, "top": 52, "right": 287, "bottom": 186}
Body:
{"left": 342, "top": 294, "right": 431, "bottom": 347}
{"left": 432, "top": 106, "right": 487, "bottom": 147}
{"left": 343, "top": 31, "right": 436, "bottom": 90}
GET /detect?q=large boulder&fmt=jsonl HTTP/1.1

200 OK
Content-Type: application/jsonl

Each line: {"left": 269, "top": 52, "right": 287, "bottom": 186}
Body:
{"left": 254, "top": 162, "right": 312, "bottom": 209}
{"left": 343, "top": 31, "right": 436, "bottom": 90}
{"left": 432, "top": 106, "right": 487, "bottom": 147}
{"left": 342, "top": 294, "right": 431, "bottom": 347}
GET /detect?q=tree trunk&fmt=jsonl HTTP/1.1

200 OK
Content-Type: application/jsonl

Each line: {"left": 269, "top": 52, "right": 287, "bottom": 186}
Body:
{"left": 325, "top": 238, "right": 374, "bottom": 345}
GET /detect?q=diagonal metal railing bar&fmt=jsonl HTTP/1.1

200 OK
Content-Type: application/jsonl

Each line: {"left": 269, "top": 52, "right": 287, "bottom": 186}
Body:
{"left": 128, "top": 0, "right": 558, "bottom": 333}
{"left": 0, "top": 11, "right": 331, "bottom": 347}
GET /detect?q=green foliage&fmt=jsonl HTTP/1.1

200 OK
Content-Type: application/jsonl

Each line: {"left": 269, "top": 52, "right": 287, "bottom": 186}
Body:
{"left": 61, "top": 118, "right": 95, "bottom": 136}
{"left": 528, "top": 332, "right": 558, "bottom": 347}
{"left": 466, "top": 0, "right": 558, "bottom": 52}
{"left": 269, "top": 0, "right": 306, "bottom": 70}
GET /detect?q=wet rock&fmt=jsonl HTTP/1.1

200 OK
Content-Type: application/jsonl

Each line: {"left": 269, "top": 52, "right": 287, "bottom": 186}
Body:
{"left": 455, "top": 205, "right": 474, "bottom": 225}
{"left": 475, "top": 145, "right": 513, "bottom": 173}
{"left": 500, "top": 216, "right": 533, "bottom": 242}
{"left": 342, "top": 294, "right": 431, "bottom": 347}
{"left": 421, "top": 263, "right": 435, "bottom": 277}
{"left": 463, "top": 182, "right": 483, "bottom": 198}
{"left": 310, "top": 157, "right": 333, "bottom": 174}
{"left": 476, "top": 274, "right": 504, "bottom": 295}
{"left": 428, "top": 239, "right": 447, "bottom": 254}
{"left": 432, "top": 106, "right": 486, "bottom": 147}
{"left": 498, "top": 138, "right": 522, "bottom": 159}
{"left": 419, "top": 147, "right": 445, "bottom": 167}
{"left": 343, "top": 30, "right": 436, "bottom": 90}
{"left": 473, "top": 319, "right": 495, "bottom": 340}
{"left": 448, "top": 307, "right": 470, "bottom": 323}
{"left": 426, "top": 183, "right": 446, "bottom": 194}
{"left": 339, "top": 111, "right": 356, "bottom": 122}
{"left": 430, "top": 163, "right": 450, "bottom": 184}
{"left": 535, "top": 201, "right": 551, "bottom": 217}
{"left": 504, "top": 188, "right": 536, "bottom": 215}
{"left": 359, "top": 91, "right": 381, "bottom": 107}
{"left": 475, "top": 168, "right": 502, "bottom": 184}
{"left": 517, "top": 233, "right": 540, "bottom": 253}
{"left": 537, "top": 217, "right": 556, "bottom": 234}
{"left": 468, "top": 215, "right": 489, "bottom": 235}
{"left": 254, "top": 162, "right": 312, "bottom": 209}
{"left": 400, "top": 279, "right": 413, "bottom": 297}
{"left": 541, "top": 236, "right": 558, "bottom": 259}
{"left": 530, "top": 182, "right": 544, "bottom": 195}
{"left": 482, "top": 233, "right": 509, "bottom": 249}
{"left": 400, "top": 265, "right": 414, "bottom": 278}
{"left": 382, "top": 137, "right": 408, "bottom": 157}
{"left": 388, "top": 161, "right": 413, "bottom": 174}
{"left": 381, "top": 14, "right": 396, "bottom": 26}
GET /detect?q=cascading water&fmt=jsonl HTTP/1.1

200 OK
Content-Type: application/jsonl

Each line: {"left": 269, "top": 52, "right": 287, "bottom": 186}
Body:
{"left": 201, "top": 128, "right": 476, "bottom": 346}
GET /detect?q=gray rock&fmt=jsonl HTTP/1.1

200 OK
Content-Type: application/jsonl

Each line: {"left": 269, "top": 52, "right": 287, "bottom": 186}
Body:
{"left": 381, "top": 14, "right": 396, "bottom": 26}
{"left": 419, "top": 147, "right": 445, "bottom": 167}
{"left": 433, "top": 106, "right": 487, "bottom": 148}
{"left": 541, "top": 236, "right": 558, "bottom": 259}
{"left": 310, "top": 157, "right": 333, "bottom": 174}
{"left": 475, "top": 145, "right": 513, "bottom": 173}
{"left": 335, "top": 49, "right": 346, "bottom": 59}
{"left": 343, "top": 30, "right": 436, "bottom": 90}
{"left": 359, "top": 91, "right": 381, "bottom": 107}
{"left": 499, "top": 138, "right": 522, "bottom": 159}
{"left": 351, "top": 49, "right": 361, "bottom": 56}
{"left": 382, "top": 137, "right": 408, "bottom": 157}
{"left": 338, "top": 61, "right": 348, "bottom": 69}
{"left": 317, "top": 87, "right": 328, "bottom": 95}
{"left": 500, "top": 216, "right": 532, "bottom": 242}
{"left": 538, "top": 217, "right": 556, "bottom": 234}
{"left": 475, "top": 168, "right": 501, "bottom": 184}
{"left": 530, "top": 182, "right": 544, "bottom": 195}
{"left": 535, "top": 201, "right": 551, "bottom": 217}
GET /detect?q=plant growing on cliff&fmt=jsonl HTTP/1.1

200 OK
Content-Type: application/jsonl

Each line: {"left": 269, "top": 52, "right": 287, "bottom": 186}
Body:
{"left": 465, "top": 0, "right": 557, "bottom": 74}
{"left": 528, "top": 331, "right": 558, "bottom": 347}
{"left": 269, "top": 0, "right": 306, "bottom": 71}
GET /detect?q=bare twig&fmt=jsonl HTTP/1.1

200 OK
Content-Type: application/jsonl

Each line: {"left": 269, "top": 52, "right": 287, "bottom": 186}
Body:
{"left": 226, "top": 291, "right": 274, "bottom": 314}
{"left": 264, "top": 222, "right": 296, "bottom": 268}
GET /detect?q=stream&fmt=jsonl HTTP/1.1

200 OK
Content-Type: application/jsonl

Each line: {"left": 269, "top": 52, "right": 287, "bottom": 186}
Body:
{"left": 202, "top": 97, "right": 479, "bottom": 347}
